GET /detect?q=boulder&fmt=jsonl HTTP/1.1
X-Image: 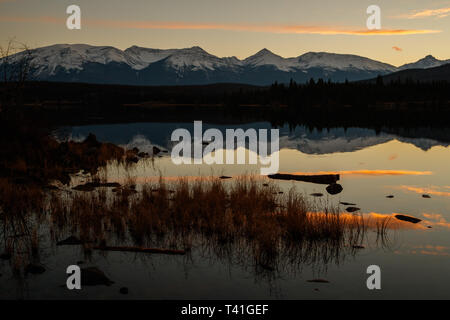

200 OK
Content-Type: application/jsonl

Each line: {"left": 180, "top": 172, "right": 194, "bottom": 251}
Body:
{"left": 81, "top": 267, "right": 114, "bottom": 286}
{"left": 25, "top": 263, "right": 46, "bottom": 275}
{"left": 57, "top": 236, "right": 83, "bottom": 246}
{"left": 326, "top": 183, "right": 343, "bottom": 195}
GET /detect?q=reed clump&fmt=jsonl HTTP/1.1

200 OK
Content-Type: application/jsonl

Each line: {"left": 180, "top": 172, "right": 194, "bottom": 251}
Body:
{"left": 2, "top": 174, "right": 372, "bottom": 273}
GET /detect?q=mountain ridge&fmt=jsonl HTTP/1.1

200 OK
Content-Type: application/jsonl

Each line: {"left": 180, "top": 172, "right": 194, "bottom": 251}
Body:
{"left": 2, "top": 43, "right": 448, "bottom": 86}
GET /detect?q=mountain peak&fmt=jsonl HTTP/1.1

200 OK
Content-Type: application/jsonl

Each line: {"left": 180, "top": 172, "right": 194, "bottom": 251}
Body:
{"left": 254, "top": 48, "right": 276, "bottom": 56}
{"left": 422, "top": 55, "right": 437, "bottom": 61}
{"left": 399, "top": 54, "right": 447, "bottom": 70}
{"left": 184, "top": 46, "right": 208, "bottom": 54}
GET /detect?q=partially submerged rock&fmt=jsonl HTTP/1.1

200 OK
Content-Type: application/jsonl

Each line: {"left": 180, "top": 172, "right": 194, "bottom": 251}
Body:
{"left": 340, "top": 202, "right": 356, "bottom": 206}
{"left": 346, "top": 207, "right": 361, "bottom": 213}
{"left": 219, "top": 176, "right": 232, "bottom": 180}
{"left": 138, "top": 152, "right": 149, "bottom": 158}
{"left": 326, "top": 183, "right": 343, "bottom": 195}
{"left": 25, "top": 263, "right": 46, "bottom": 275}
{"left": 422, "top": 194, "right": 431, "bottom": 199}
{"left": 310, "top": 193, "right": 324, "bottom": 197}
{"left": 0, "top": 253, "right": 11, "bottom": 260}
{"left": 81, "top": 267, "right": 114, "bottom": 286}
{"left": 72, "top": 182, "right": 121, "bottom": 192}
{"left": 57, "top": 236, "right": 83, "bottom": 246}
{"left": 152, "top": 146, "right": 161, "bottom": 155}
{"left": 386, "top": 195, "right": 394, "bottom": 199}
{"left": 395, "top": 214, "right": 422, "bottom": 224}
{"left": 307, "top": 279, "right": 330, "bottom": 283}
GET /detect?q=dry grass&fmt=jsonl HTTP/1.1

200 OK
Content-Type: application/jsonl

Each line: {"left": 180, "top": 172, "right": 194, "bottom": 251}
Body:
{"left": 0, "top": 174, "right": 379, "bottom": 274}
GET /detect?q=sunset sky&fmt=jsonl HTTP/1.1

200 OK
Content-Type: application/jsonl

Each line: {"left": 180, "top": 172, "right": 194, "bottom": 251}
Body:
{"left": 1, "top": 0, "right": 450, "bottom": 66}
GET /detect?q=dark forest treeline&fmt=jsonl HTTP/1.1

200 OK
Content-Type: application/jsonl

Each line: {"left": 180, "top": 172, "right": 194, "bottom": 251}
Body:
{"left": 226, "top": 77, "right": 450, "bottom": 108}
{"left": 2, "top": 78, "right": 450, "bottom": 106}
{"left": 1, "top": 79, "right": 450, "bottom": 129}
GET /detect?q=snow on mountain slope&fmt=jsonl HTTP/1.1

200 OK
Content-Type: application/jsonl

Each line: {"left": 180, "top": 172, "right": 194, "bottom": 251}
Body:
{"left": 243, "top": 49, "right": 299, "bottom": 72}
{"left": 124, "top": 46, "right": 177, "bottom": 70}
{"left": 7, "top": 44, "right": 400, "bottom": 74}
{"left": 296, "top": 52, "right": 397, "bottom": 72}
{"left": 10, "top": 44, "right": 132, "bottom": 76}
{"left": 399, "top": 55, "right": 450, "bottom": 70}
{"left": 7, "top": 43, "right": 450, "bottom": 85}
{"left": 10, "top": 44, "right": 242, "bottom": 74}
{"left": 163, "top": 46, "right": 240, "bottom": 71}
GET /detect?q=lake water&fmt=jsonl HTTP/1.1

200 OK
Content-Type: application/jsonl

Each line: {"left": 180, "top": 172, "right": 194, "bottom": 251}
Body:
{"left": 1, "top": 122, "right": 449, "bottom": 299}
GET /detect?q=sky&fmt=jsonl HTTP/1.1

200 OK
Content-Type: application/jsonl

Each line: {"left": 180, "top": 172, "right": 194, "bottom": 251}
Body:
{"left": 1, "top": 0, "right": 450, "bottom": 66}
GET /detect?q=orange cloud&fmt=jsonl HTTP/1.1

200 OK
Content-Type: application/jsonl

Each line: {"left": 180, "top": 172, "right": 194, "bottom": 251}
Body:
{"left": 398, "top": 185, "right": 450, "bottom": 197}
{"left": 392, "top": 46, "right": 402, "bottom": 52}
{"left": 360, "top": 212, "right": 425, "bottom": 230}
{"left": 0, "top": 16, "right": 441, "bottom": 36}
{"left": 409, "top": 245, "right": 450, "bottom": 256}
{"left": 289, "top": 170, "right": 432, "bottom": 176}
{"left": 422, "top": 213, "right": 450, "bottom": 228}
{"left": 400, "top": 7, "right": 450, "bottom": 19}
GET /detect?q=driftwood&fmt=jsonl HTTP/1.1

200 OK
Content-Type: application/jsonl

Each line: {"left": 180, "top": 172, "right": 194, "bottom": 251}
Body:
{"left": 268, "top": 174, "right": 339, "bottom": 185}
{"left": 93, "top": 246, "right": 186, "bottom": 255}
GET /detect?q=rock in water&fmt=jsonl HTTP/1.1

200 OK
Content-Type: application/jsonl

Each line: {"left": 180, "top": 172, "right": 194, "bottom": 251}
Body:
{"left": 0, "top": 253, "right": 11, "bottom": 260}
{"left": 310, "top": 193, "right": 324, "bottom": 197}
{"left": 307, "top": 279, "right": 330, "bottom": 283}
{"left": 395, "top": 214, "right": 422, "bottom": 224}
{"left": 152, "top": 146, "right": 161, "bottom": 155}
{"left": 346, "top": 207, "right": 361, "bottom": 213}
{"left": 25, "top": 264, "right": 46, "bottom": 275}
{"left": 268, "top": 173, "right": 339, "bottom": 185}
{"left": 57, "top": 236, "right": 83, "bottom": 246}
{"left": 422, "top": 194, "right": 431, "bottom": 199}
{"left": 326, "top": 183, "right": 343, "bottom": 195}
{"left": 81, "top": 267, "right": 114, "bottom": 286}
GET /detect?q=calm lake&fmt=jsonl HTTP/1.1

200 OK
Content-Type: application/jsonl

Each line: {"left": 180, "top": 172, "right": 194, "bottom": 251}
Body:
{"left": 1, "top": 122, "right": 449, "bottom": 299}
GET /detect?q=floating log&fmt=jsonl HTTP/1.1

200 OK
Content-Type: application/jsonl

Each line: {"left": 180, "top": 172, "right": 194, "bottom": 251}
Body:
{"left": 310, "top": 193, "right": 324, "bottom": 197}
{"left": 307, "top": 279, "right": 330, "bottom": 283}
{"left": 57, "top": 236, "right": 83, "bottom": 246}
{"left": 73, "top": 182, "right": 121, "bottom": 191}
{"left": 93, "top": 246, "right": 186, "bottom": 255}
{"left": 268, "top": 174, "right": 339, "bottom": 185}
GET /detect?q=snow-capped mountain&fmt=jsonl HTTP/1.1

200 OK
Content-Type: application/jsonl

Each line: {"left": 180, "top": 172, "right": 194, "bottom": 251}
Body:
{"left": 399, "top": 55, "right": 450, "bottom": 70}
{"left": 296, "top": 52, "right": 397, "bottom": 72}
{"left": 2, "top": 44, "right": 448, "bottom": 86}
{"left": 243, "top": 49, "right": 299, "bottom": 72}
